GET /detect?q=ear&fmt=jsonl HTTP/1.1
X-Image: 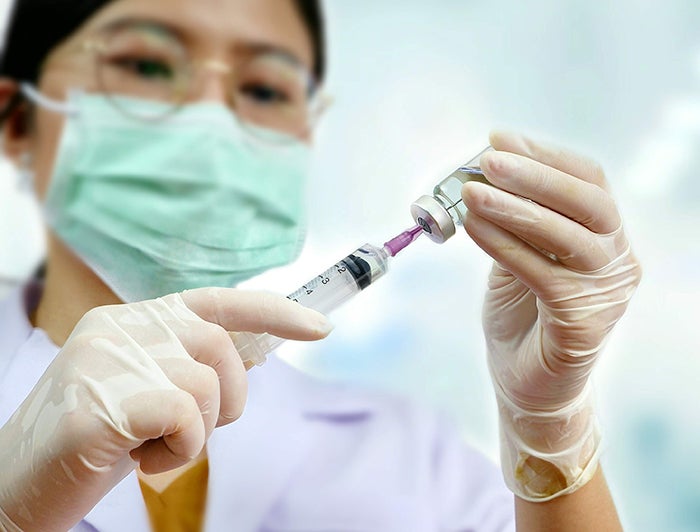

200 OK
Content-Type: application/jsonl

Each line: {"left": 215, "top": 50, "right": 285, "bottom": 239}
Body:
{"left": 0, "top": 78, "right": 32, "bottom": 164}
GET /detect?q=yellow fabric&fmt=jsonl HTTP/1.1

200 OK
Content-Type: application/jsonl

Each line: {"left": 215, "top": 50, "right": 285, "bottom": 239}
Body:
{"left": 138, "top": 457, "right": 209, "bottom": 532}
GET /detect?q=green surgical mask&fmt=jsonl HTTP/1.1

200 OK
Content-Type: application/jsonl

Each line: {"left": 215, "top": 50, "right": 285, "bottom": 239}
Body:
{"left": 26, "top": 87, "right": 311, "bottom": 302}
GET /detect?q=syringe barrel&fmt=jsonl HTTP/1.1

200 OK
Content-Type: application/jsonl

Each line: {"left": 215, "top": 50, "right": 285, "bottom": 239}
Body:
{"left": 410, "top": 146, "right": 492, "bottom": 244}
{"left": 232, "top": 244, "right": 390, "bottom": 366}
{"left": 231, "top": 331, "right": 284, "bottom": 367}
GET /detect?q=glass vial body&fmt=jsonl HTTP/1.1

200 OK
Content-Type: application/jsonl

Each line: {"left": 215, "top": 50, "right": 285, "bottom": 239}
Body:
{"left": 411, "top": 146, "right": 492, "bottom": 244}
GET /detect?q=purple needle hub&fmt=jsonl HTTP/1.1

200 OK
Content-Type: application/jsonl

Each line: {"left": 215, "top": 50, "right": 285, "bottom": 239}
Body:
{"left": 383, "top": 225, "right": 423, "bottom": 257}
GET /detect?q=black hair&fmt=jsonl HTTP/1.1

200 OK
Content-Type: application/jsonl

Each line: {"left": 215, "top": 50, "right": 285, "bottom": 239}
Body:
{"left": 0, "top": 0, "right": 325, "bottom": 104}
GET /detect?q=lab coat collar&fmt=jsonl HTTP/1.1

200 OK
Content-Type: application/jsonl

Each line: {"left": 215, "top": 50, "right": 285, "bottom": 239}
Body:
{"left": 0, "top": 285, "right": 60, "bottom": 419}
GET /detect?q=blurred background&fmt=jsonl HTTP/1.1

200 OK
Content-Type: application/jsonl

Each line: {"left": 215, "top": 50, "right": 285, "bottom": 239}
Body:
{"left": 1, "top": 1, "right": 698, "bottom": 529}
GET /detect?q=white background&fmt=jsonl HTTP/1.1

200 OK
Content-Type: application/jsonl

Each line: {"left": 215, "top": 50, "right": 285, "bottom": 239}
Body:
{"left": 1, "top": 1, "right": 699, "bottom": 530}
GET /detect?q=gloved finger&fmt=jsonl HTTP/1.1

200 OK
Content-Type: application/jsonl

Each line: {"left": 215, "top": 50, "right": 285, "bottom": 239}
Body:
{"left": 463, "top": 181, "right": 624, "bottom": 271}
{"left": 173, "top": 321, "right": 248, "bottom": 427}
{"left": 479, "top": 150, "right": 621, "bottom": 235}
{"left": 180, "top": 288, "right": 334, "bottom": 340}
{"left": 464, "top": 210, "right": 560, "bottom": 302}
{"left": 128, "top": 295, "right": 248, "bottom": 427}
{"left": 483, "top": 261, "right": 540, "bottom": 342}
{"left": 153, "top": 358, "right": 221, "bottom": 439}
{"left": 125, "top": 388, "right": 205, "bottom": 474}
{"left": 489, "top": 130, "right": 610, "bottom": 191}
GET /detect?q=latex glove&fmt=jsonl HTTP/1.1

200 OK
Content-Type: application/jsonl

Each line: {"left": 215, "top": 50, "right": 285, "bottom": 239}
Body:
{"left": 0, "top": 288, "right": 332, "bottom": 532}
{"left": 461, "top": 131, "right": 641, "bottom": 501}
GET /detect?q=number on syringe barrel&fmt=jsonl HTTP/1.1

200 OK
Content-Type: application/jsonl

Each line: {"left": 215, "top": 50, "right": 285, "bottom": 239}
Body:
{"left": 288, "top": 262, "right": 347, "bottom": 303}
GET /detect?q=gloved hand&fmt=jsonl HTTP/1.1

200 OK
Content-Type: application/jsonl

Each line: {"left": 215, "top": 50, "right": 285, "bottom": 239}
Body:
{"left": 461, "top": 131, "right": 642, "bottom": 501}
{"left": 0, "top": 288, "right": 332, "bottom": 532}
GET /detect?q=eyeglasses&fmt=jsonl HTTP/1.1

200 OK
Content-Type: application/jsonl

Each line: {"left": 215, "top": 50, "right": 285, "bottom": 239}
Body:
{"left": 72, "top": 20, "right": 325, "bottom": 140}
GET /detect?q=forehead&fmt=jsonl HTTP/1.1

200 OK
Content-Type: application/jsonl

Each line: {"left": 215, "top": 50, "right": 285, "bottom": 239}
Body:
{"left": 57, "top": 0, "right": 314, "bottom": 68}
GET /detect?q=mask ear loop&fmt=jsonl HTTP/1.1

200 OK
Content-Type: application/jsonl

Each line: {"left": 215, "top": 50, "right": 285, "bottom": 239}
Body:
{"left": 14, "top": 84, "right": 79, "bottom": 191}
{"left": 19, "top": 82, "right": 79, "bottom": 116}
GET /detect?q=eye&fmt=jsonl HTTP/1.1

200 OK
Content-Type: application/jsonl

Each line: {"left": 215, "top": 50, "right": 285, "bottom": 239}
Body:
{"left": 240, "top": 83, "right": 290, "bottom": 104}
{"left": 111, "top": 56, "right": 175, "bottom": 81}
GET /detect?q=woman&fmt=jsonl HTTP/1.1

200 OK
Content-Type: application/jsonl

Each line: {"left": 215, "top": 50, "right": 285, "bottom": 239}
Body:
{"left": 0, "top": 0, "right": 641, "bottom": 530}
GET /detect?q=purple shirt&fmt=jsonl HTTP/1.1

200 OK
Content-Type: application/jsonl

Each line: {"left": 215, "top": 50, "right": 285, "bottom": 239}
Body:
{"left": 0, "top": 286, "right": 515, "bottom": 531}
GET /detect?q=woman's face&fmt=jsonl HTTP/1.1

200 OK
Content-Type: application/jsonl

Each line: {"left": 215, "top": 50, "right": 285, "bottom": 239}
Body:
{"left": 26, "top": 0, "right": 315, "bottom": 199}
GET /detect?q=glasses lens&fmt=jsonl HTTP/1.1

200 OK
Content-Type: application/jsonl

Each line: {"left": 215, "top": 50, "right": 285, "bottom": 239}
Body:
{"left": 233, "top": 53, "right": 315, "bottom": 138}
{"left": 96, "top": 23, "right": 189, "bottom": 120}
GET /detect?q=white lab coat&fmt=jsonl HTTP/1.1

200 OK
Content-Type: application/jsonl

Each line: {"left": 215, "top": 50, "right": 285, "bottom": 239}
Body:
{"left": 0, "top": 285, "right": 515, "bottom": 531}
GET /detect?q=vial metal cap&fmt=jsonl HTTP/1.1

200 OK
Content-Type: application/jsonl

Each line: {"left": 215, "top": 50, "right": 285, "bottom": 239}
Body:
{"left": 410, "top": 195, "right": 456, "bottom": 244}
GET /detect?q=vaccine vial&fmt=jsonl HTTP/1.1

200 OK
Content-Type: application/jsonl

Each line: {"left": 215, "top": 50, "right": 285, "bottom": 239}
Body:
{"left": 410, "top": 146, "right": 492, "bottom": 244}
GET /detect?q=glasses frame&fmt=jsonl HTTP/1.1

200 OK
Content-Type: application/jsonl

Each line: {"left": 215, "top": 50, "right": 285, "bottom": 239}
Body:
{"left": 63, "top": 21, "right": 330, "bottom": 142}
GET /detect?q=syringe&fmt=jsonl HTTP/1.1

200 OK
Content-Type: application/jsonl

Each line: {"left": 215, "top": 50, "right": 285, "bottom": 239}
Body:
{"left": 233, "top": 225, "right": 423, "bottom": 366}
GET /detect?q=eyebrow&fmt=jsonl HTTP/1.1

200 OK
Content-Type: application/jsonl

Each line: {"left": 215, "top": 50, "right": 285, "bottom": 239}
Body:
{"left": 94, "top": 16, "right": 308, "bottom": 69}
